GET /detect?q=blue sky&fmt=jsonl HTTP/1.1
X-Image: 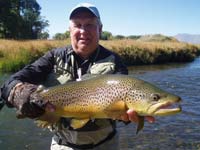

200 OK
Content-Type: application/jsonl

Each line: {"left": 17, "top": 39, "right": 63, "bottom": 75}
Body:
{"left": 37, "top": 0, "right": 200, "bottom": 37}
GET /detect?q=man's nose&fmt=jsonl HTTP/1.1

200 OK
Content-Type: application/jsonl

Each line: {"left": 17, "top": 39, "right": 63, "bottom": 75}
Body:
{"left": 79, "top": 25, "right": 88, "bottom": 32}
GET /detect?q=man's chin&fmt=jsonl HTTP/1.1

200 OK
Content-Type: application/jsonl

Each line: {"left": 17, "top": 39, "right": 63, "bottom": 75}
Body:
{"left": 78, "top": 43, "right": 90, "bottom": 49}
{"left": 78, "top": 45, "right": 88, "bottom": 51}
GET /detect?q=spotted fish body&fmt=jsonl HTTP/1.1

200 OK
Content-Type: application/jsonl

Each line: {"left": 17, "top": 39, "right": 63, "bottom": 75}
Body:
{"left": 35, "top": 74, "right": 181, "bottom": 133}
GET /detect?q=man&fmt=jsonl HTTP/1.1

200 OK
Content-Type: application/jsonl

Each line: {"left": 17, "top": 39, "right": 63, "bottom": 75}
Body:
{"left": 0, "top": 3, "right": 154, "bottom": 150}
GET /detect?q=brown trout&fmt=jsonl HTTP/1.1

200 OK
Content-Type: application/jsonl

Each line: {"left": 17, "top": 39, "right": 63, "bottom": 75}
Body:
{"left": 33, "top": 74, "right": 182, "bottom": 133}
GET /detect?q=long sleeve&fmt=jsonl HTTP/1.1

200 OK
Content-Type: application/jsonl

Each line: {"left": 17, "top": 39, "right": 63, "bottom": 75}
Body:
{"left": 0, "top": 49, "right": 55, "bottom": 106}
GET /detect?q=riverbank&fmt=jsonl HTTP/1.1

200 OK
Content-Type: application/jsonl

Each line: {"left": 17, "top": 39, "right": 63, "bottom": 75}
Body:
{"left": 1, "top": 58, "right": 200, "bottom": 149}
{"left": 0, "top": 39, "right": 199, "bottom": 72}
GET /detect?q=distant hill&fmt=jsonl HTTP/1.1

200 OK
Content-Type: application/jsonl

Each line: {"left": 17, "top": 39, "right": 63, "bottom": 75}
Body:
{"left": 174, "top": 34, "right": 200, "bottom": 44}
{"left": 137, "top": 34, "right": 178, "bottom": 42}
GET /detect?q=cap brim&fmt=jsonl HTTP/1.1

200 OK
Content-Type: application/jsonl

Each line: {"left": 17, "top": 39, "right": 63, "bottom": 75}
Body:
{"left": 70, "top": 7, "right": 97, "bottom": 19}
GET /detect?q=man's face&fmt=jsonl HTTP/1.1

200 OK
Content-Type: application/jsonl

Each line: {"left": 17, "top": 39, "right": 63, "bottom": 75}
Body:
{"left": 69, "top": 11, "right": 102, "bottom": 59}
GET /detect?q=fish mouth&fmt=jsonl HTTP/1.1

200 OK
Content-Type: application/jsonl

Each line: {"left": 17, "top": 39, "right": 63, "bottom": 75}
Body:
{"left": 148, "top": 97, "right": 182, "bottom": 116}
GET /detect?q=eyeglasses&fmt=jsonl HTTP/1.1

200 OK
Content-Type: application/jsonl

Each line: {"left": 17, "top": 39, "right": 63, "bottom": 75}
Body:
{"left": 71, "top": 23, "right": 98, "bottom": 31}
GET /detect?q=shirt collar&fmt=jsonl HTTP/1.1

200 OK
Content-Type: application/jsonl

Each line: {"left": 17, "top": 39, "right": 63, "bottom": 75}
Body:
{"left": 68, "top": 45, "right": 100, "bottom": 63}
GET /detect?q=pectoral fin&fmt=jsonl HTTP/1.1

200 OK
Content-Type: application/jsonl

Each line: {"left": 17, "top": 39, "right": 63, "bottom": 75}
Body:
{"left": 35, "top": 113, "right": 60, "bottom": 128}
{"left": 107, "top": 100, "right": 126, "bottom": 111}
{"left": 136, "top": 116, "right": 144, "bottom": 134}
{"left": 70, "top": 118, "right": 90, "bottom": 129}
{"left": 105, "top": 100, "right": 127, "bottom": 119}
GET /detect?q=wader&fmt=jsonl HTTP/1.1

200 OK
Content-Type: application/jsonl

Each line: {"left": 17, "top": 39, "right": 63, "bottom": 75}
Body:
{"left": 45, "top": 48, "right": 119, "bottom": 150}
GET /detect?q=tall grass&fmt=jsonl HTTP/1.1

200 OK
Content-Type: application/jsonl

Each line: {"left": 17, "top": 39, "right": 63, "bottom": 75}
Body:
{"left": 0, "top": 39, "right": 69, "bottom": 72}
{"left": 100, "top": 39, "right": 200, "bottom": 65}
{"left": 0, "top": 39, "right": 199, "bottom": 72}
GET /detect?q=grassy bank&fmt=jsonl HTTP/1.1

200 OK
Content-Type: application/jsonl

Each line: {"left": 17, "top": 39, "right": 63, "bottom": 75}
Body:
{"left": 0, "top": 39, "right": 199, "bottom": 72}
{"left": 101, "top": 39, "right": 200, "bottom": 65}
{"left": 0, "top": 39, "right": 69, "bottom": 72}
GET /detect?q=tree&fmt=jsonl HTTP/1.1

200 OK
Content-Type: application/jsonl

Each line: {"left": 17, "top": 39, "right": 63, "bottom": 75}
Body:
{"left": 64, "top": 31, "right": 70, "bottom": 39}
{"left": 20, "top": 0, "right": 49, "bottom": 39}
{"left": 53, "top": 33, "right": 66, "bottom": 40}
{"left": 0, "top": 0, "right": 21, "bottom": 38}
{"left": 127, "top": 35, "right": 141, "bottom": 40}
{"left": 38, "top": 31, "right": 49, "bottom": 39}
{"left": 0, "top": 0, "right": 49, "bottom": 39}
{"left": 100, "top": 31, "right": 112, "bottom": 40}
{"left": 53, "top": 31, "right": 70, "bottom": 40}
{"left": 113, "top": 35, "right": 125, "bottom": 40}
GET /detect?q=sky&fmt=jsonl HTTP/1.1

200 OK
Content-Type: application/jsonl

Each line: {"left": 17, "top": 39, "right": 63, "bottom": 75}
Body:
{"left": 37, "top": 0, "right": 200, "bottom": 38}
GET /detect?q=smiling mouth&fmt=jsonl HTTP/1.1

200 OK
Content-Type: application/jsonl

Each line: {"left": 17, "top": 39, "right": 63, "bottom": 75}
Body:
{"left": 80, "top": 38, "right": 88, "bottom": 41}
{"left": 79, "top": 39, "right": 90, "bottom": 44}
{"left": 79, "top": 37, "right": 90, "bottom": 41}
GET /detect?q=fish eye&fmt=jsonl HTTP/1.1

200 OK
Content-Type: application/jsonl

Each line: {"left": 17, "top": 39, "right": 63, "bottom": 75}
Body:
{"left": 151, "top": 93, "right": 160, "bottom": 101}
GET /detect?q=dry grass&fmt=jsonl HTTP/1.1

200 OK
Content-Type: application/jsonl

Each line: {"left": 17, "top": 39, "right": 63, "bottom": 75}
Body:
{"left": 0, "top": 39, "right": 69, "bottom": 72}
{"left": 101, "top": 39, "right": 200, "bottom": 64}
{"left": 0, "top": 39, "right": 199, "bottom": 72}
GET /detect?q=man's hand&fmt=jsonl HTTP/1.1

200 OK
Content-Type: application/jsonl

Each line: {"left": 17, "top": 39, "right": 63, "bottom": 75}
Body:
{"left": 9, "top": 83, "right": 55, "bottom": 119}
{"left": 120, "top": 109, "right": 155, "bottom": 123}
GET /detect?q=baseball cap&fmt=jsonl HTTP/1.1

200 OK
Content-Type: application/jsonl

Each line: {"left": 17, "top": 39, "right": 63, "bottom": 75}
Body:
{"left": 69, "top": 3, "right": 101, "bottom": 19}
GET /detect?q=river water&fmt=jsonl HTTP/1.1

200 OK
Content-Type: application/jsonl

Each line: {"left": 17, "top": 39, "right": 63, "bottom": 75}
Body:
{"left": 0, "top": 57, "right": 200, "bottom": 150}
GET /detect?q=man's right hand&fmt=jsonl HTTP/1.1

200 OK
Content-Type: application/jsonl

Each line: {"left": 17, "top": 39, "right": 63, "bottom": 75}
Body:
{"left": 9, "top": 83, "right": 53, "bottom": 119}
{"left": 120, "top": 109, "right": 155, "bottom": 123}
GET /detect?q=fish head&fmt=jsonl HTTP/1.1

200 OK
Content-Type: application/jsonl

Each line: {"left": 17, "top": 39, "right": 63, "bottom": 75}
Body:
{"left": 125, "top": 79, "right": 182, "bottom": 117}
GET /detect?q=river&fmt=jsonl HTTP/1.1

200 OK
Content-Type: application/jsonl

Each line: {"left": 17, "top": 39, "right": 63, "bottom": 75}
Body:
{"left": 0, "top": 57, "right": 200, "bottom": 150}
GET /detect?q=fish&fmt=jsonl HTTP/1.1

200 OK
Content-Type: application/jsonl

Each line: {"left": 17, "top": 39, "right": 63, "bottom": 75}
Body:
{"left": 30, "top": 74, "right": 182, "bottom": 134}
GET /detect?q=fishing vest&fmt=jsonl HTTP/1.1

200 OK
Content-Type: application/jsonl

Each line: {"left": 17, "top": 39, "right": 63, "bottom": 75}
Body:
{"left": 44, "top": 46, "right": 118, "bottom": 147}
{"left": 43, "top": 46, "right": 117, "bottom": 130}
{"left": 43, "top": 47, "right": 116, "bottom": 87}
